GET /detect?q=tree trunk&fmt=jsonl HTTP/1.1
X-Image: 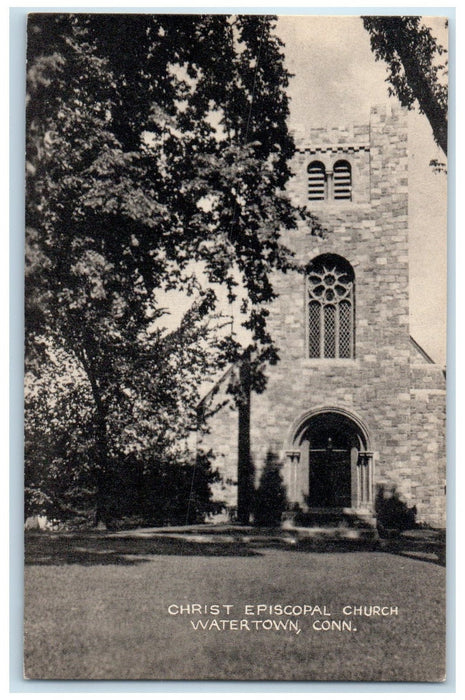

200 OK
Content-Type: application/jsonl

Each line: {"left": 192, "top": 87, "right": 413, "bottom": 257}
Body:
{"left": 77, "top": 345, "right": 112, "bottom": 527}
{"left": 237, "top": 357, "right": 253, "bottom": 524}
{"left": 94, "top": 414, "right": 111, "bottom": 527}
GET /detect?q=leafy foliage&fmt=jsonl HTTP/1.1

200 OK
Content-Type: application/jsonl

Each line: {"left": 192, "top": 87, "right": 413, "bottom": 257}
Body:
{"left": 27, "top": 15, "right": 302, "bottom": 354}
{"left": 26, "top": 14, "right": 309, "bottom": 523}
{"left": 25, "top": 342, "right": 96, "bottom": 518}
{"left": 363, "top": 16, "right": 448, "bottom": 155}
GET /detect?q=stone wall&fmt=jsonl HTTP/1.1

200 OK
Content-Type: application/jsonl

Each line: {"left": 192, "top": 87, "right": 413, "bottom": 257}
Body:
{"left": 409, "top": 362, "right": 446, "bottom": 527}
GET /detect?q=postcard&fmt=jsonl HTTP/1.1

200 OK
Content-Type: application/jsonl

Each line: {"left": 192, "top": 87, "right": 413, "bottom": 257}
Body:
{"left": 23, "top": 12, "right": 447, "bottom": 682}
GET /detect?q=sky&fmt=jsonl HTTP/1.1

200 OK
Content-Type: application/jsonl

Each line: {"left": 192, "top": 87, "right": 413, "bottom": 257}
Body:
{"left": 276, "top": 15, "right": 448, "bottom": 364}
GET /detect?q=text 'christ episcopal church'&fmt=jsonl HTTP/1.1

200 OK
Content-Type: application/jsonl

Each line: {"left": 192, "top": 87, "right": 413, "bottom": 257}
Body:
{"left": 199, "top": 105, "right": 446, "bottom": 529}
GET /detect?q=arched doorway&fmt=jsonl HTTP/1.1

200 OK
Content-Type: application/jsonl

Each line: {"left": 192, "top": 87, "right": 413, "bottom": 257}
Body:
{"left": 306, "top": 412, "right": 360, "bottom": 507}
{"left": 285, "top": 409, "right": 373, "bottom": 511}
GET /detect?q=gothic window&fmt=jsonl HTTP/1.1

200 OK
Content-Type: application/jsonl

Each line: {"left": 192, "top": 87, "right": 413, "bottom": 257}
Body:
{"left": 307, "top": 255, "right": 355, "bottom": 359}
{"left": 333, "top": 160, "right": 352, "bottom": 200}
{"left": 307, "top": 161, "right": 326, "bottom": 200}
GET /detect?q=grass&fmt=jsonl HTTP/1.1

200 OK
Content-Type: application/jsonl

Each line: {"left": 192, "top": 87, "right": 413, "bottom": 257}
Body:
{"left": 24, "top": 531, "right": 446, "bottom": 681}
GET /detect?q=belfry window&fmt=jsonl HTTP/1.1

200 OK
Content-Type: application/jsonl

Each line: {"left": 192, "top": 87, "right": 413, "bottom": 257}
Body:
{"left": 333, "top": 160, "right": 352, "bottom": 200}
{"left": 307, "top": 255, "right": 355, "bottom": 359}
{"left": 307, "top": 161, "right": 326, "bottom": 200}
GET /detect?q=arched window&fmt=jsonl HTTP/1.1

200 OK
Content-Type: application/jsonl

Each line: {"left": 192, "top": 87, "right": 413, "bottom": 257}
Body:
{"left": 307, "top": 255, "right": 355, "bottom": 359}
{"left": 333, "top": 160, "right": 352, "bottom": 200}
{"left": 307, "top": 161, "right": 326, "bottom": 201}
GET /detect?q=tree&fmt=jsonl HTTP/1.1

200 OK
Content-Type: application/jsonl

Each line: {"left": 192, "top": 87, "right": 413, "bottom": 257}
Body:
{"left": 24, "top": 314, "right": 225, "bottom": 525}
{"left": 24, "top": 342, "right": 96, "bottom": 522}
{"left": 26, "top": 14, "right": 311, "bottom": 523}
{"left": 363, "top": 16, "right": 448, "bottom": 155}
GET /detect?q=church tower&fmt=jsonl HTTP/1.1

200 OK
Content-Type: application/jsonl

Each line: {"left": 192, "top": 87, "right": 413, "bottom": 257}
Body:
{"left": 200, "top": 105, "right": 446, "bottom": 528}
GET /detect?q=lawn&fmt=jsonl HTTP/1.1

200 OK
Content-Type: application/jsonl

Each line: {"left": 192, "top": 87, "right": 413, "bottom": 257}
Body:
{"left": 24, "top": 531, "right": 446, "bottom": 682}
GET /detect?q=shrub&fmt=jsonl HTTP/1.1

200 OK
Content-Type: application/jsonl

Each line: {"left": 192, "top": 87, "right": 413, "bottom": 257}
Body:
{"left": 375, "top": 484, "right": 417, "bottom": 534}
{"left": 253, "top": 452, "right": 287, "bottom": 526}
{"left": 25, "top": 450, "right": 223, "bottom": 529}
{"left": 104, "top": 450, "right": 223, "bottom": 527}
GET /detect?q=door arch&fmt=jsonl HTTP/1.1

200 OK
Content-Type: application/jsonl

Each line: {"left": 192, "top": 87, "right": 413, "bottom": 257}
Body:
{"left": 285, "top": 408, "right": 373, "bottom": 510}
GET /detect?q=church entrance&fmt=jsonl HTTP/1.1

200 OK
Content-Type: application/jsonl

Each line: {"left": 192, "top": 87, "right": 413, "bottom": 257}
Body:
{"left": 286, "top": 409, "right": 373, "bottom": 511}
{"left": 307, "top": 413, "right": 354, "bottom": 507}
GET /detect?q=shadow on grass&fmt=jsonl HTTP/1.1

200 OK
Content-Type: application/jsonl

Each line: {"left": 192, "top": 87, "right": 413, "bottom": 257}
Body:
{"left": 257, "top": 539, "right": 445, "bottom": 566}
{"left": 24, "top": 532, "right": 263, "bottom": 566}
{"left": 24, "top": 529, "right": 445, "bottom": 567}
{"left": 377, "top": 533, "right": 446, "bottom": 567}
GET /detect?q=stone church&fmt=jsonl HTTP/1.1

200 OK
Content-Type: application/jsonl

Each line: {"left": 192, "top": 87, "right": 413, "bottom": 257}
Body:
{"left": 199, "top": 105, "right": 446, "bottom": 529}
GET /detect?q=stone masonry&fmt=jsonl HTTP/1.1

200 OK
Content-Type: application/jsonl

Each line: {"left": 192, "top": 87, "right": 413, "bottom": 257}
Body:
{"left": 199, "top": 105, "right": 446, "bottom": 528}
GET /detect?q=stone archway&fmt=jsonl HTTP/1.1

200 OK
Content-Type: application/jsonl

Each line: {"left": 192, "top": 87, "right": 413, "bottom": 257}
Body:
{"left": 285, "top": 408, "right": 373, "bottom": 512}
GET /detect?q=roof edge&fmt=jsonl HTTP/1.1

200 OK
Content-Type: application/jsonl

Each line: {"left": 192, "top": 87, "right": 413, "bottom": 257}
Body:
{"left": 409, "top": 335, "right": 435, "bottom": 364}
{"left": 197, "top": 363, "right": 236, "bottom": 407}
